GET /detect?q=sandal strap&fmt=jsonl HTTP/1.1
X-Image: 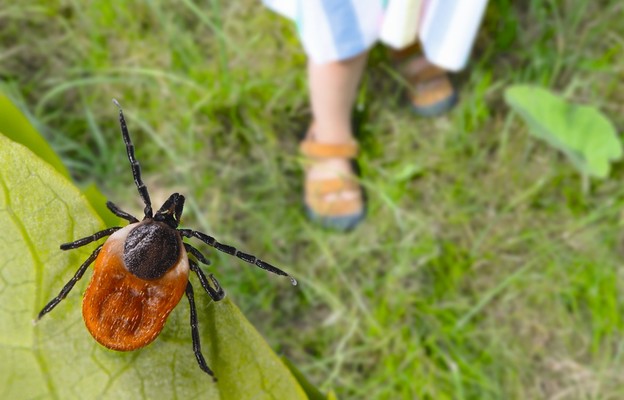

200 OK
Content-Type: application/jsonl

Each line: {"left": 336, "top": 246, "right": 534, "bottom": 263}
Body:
{"left": 308, "top": 195, "right": 363, "bottom": 216}
{"left": 410, "top": 75, "right": 454, "bottom": 106}
{"left": 405, "top": 63, "right": 447, "bottom": 84}
{"left": 300, "top": 140, "right": 358, "bottom": 159}
{"left": 305, "top": 178, "right": 363, "bottom": 216}
{"left": 305, "top": 177, "right": 359, "bottom": 197}
{"left": 394, "top": 55, "right": 447, "bottom": 85}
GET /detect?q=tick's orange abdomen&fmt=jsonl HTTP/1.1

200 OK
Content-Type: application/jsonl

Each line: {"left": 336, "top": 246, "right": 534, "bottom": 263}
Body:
{"left": 82, "top": 224, "right": 189, "bottom": 351}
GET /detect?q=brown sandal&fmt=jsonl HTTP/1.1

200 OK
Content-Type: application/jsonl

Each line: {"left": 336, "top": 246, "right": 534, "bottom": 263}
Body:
{"left": 402, "top": 57, "right": 457, "bottom": 116}
{"left": 299, "top": 133, "right": 365, "bottom": 230}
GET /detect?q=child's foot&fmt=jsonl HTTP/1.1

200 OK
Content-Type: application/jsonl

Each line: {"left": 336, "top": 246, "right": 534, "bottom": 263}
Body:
{"left": 300, "top": 129, "right": 365, "bottom": 231}
{"left": 399, "top": 56, "right": 457, "bottom": 116}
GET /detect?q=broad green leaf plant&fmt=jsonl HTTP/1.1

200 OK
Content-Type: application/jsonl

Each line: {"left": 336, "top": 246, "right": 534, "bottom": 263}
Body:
{"left": 504, "top": 85, "right": 622, "bottom": 182}
{"left": 0, "top": 92, "right": 119, "bottom": 227}
{"left": 0, "top": 134, "right": 309, "bottom": 397}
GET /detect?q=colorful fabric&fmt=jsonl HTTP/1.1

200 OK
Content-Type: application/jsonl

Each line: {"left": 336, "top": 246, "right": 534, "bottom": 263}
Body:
{"left": 263, "top": 0, "right": 488, "bottom": 71}
{"left": 263, "top": 0, "right": 386, "bottom": 64}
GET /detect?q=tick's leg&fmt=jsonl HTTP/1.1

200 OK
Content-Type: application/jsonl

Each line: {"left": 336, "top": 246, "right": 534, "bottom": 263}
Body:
{"left": 185, "top": 281, "right": 216, "bottom": 381}
{"left": 106, "top": 201, "right": 139, "bottom": 223}
{"left": 185, "top": 243, "right": 223, "bottom": 300}
{"left": 184, "top": 243, "right": 211, "bottom": 266}
{"left": 112, "top": 99, "right": 153, "bottom": 219}
{"left": 179, "top": 229, "right": 297, "bottom": 286}
{"left": 37, "top": 245, "right": 102, "bottom": 320}
{"left": 189, "top": 259, "right": 225, "bottom": 301}
{"left": 60, "top": 227, "right": 121, "bottom": 250}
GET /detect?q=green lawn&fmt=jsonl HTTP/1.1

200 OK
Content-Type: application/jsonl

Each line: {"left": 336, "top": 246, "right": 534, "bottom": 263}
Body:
{"left": 2, "top": 1, "right": 624, "bottom": 398}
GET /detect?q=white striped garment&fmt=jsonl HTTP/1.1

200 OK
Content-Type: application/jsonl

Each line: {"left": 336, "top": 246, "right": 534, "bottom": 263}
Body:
{"left": 263, "top": 0, "right": 386, "bottom": 64}
{"left": 263, "top": 0, "right": 489, "bottom": 71}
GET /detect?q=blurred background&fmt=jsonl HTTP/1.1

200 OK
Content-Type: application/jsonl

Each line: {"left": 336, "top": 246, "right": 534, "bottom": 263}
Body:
{"left": 1, "top": 0, "right": 623, "bottom": 398}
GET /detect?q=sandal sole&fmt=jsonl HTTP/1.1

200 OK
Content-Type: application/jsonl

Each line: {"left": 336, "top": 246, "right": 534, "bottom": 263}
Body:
{"left": 411, "top": 91, "right": 458, "bottom": 117}
{"left": 304, "top": 204, "right": 366, "bottom": 231}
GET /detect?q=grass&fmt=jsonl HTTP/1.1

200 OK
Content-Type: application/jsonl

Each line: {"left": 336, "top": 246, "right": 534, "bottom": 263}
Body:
{"left": 2, "top": 0, "right": 624, "bottom": 398}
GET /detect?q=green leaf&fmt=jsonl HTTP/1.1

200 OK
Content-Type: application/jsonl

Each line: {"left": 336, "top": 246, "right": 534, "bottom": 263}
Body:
{"left": 205, "top": 300, "right": 307, "bottom": 399}
{"left": 504, "top": 85, "right": 622, "bottom": 178}
{"left": 282, "top": 357, "right": 327, "bottom": 400}
{"left": 81, "top": 182, "right": 125, "bottom": 227}
{"left": 0, "top": 133, "right": 307, "bottom": 399}
{"left": 0, "top": 92, "right": 70, "bottom": 178}
{"left": 0, "top": 92, "right": 119, "bottom": 227}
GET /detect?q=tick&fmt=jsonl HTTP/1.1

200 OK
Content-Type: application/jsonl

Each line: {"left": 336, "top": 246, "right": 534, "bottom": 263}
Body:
{"left": 36, "top": 99, "right": 297, "bottom": 381}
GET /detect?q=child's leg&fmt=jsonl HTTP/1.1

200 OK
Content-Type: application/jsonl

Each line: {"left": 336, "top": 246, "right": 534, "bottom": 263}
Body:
{"left": 306, "top": 52, "right": 367, "bottom": 187}
{"left": 302, "top": 52, "right": 368, "bottom": 229}
{"left": 308, "top": 52, "right": 368, "bottom": 144}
